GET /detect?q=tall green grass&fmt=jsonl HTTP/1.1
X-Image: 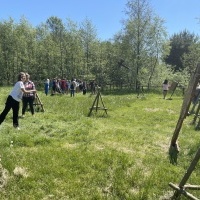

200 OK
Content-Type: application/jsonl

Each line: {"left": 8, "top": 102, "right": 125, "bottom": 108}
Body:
{"left": 0, "top": 87, "right": 199, "bottom": 199}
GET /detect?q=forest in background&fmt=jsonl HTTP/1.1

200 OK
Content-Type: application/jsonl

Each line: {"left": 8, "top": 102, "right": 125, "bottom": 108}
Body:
{"left": 0, "top": 0, "right": 199, "bottom": 90}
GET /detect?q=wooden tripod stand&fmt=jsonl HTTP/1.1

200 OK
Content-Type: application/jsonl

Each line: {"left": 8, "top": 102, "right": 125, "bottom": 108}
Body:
{"left": 88, "top": 89, "right": 108, "bottom": 117}
{"left": 33, "top": 93, "right": 45, "bottom": 112}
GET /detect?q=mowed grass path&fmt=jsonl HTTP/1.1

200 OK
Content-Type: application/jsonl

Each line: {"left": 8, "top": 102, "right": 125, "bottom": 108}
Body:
{"left": 0, "top": 87, "right": 199, "bottom": 199}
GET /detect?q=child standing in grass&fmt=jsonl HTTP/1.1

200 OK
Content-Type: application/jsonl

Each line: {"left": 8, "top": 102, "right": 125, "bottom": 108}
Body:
{"left": 162, "top": 79, "right": 169, "bottom": 99}
{"left": 0, "top": 72, "right": 36, "bottom": 129}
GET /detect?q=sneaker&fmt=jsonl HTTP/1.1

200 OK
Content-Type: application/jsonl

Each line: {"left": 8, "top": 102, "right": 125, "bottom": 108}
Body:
{"left": 14, "top": 126, "right": 20, "bottom": 130}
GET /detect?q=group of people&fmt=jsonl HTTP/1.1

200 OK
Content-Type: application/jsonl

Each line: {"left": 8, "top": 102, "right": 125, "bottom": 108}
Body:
{"left": 0, "top": 72, "right": 98, "bottom": 130}
{"left": 0, "top": 72, "right": 36, "bottom": 130}
{"left": 44, "top": 78, "right": 96, "bottom": 97}
{"left": 0, "top": 73, "right": 177, "bottom": 130}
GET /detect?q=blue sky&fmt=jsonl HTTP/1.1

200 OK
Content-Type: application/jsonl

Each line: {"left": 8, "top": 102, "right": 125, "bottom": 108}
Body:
{"left": 0, "top": 0, "right": 200, "bottom": 40}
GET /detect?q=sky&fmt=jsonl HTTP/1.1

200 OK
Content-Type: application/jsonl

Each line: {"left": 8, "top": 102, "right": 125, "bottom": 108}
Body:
{"left": 0, "top": 0, "right": 200, "bottom": 40}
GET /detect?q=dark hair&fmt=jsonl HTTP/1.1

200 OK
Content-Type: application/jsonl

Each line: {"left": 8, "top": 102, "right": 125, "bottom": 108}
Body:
{"left": 163, "top": 79, "right": 168, "bottom": 84}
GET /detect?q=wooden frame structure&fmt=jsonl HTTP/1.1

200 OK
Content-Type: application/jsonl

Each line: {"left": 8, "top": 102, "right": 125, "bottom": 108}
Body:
{"left": 88, "top": 89, "right": 107, "bottom": 117}
{"left": 169, "top": 147, "right": 200, "bottom": 199}
{"left": 170, "top": 64, "right": 200, "bottom": 151}
{"left": 167, "top": 81, "right": 179, "bottom": 100}
{"left": 169, "top": 63, "right": 200, "bottom": 199}
{"left": 33, "top": 93, "right": 45, "bottom": 112}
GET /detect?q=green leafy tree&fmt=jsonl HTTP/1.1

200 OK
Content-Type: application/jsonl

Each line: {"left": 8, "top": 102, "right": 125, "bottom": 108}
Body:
{"left": 0, "top": 18, "right": 16, "bottom": 84}
{"left": 182, "top": 42, "right": 200, "bottom": 74}
{"left": 116, "top": 0, "right": 167, "bottom": 89}
{"left": 46, "top": 16, "right": 65, "bottom": 77}
{"left": 64, "top": 19, "right": 84, "bottom": 79}
{"left": 164, "top": 30, "right": 199, "bottom": 71}
{"left": 80, "top": 18, "right": 98, "bottom": 79}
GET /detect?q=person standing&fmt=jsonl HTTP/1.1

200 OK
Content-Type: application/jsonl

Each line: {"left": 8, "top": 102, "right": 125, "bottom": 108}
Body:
{"left": 162, "top": 79, "right": 169, "bottom": 99}
{"left": 51, "top": 78, "right": 56, "bottom": 95}
{"left": 70, "top": 78, "right": 76, "bottom": 97}
{"left": 21, "top": 73, "right": 36, "bottom": 118}
{"left": 60, "top": 78, "right": 67, "bottom": 94}
{"left": 82, "top": 80, "right": 87, "bottom": 95}
{"left": 0, "top": 72, "right": 36, "bottom": 129}
{"left": 44, "top": 78, "right": 50, "bottom": 95}
{"left": 89, "top": 80, "right": 95, "bottom": 94}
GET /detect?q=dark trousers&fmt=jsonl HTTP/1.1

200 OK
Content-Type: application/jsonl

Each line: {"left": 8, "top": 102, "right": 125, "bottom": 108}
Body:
{"left": 22, "top": 96, "right": 35, "bottom": 115}
{"left": 70, "top": 89, "right": 75, "bottom": 97}
{"left": 0, "top": 95, "right": 20, "bottom": 127}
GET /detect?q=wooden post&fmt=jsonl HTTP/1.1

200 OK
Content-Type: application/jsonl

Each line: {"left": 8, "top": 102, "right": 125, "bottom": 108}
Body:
{"left": 170, "top": 64, "right": 200, "bottom": 148}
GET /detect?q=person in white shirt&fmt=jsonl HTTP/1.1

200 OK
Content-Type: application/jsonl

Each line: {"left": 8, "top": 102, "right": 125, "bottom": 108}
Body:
{"left": 162, "top": 79, "right": 170, "bottom": 99}
{"left": 0, "top": 72, "right": 36, "bottom": 129}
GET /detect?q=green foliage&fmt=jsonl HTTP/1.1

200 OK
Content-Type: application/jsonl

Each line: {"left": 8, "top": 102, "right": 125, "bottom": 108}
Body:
{"left": 0, "top": 2, "right": 197, "bottom": 91}
{"left": 115, "top": 0, "right": 169, "bottom": 89}
{"left": 182, "top": 42, "right": 200, "bottom": 74}
{"left": 164, "top": 30, "right": 199, "bottom": 71}
{"left": 0, "top": 88, "right": 199, "bottom": 199}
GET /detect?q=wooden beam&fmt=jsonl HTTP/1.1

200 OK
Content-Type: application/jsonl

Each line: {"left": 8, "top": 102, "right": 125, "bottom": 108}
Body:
{"left": 169, "top": 183, "right": 199, "bottom": 200}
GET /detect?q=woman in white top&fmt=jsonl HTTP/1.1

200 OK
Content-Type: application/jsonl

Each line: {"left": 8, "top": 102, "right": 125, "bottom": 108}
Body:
{"left": 162, "top": 79, "right": 169, "bottom": 99}
{"left": 0, "top": 72, "right": 36, "bottom": 129}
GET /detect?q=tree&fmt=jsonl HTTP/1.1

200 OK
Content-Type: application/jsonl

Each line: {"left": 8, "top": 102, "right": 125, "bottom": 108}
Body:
{"left": 0, "top": 18, "right": 16, "bottom": 84}
{"left": 164, "top": 30, "right": 199, "bottom": 71}
{"left": 80, "top": 18, "right": 98, "bottom": 78}
{"left": 182, "top": 42, "right": 200, "bottom": 74}
{"left": 117, "top": 0, "right": 167, "bottom": 89}
{"left": 46, "top": 16, "right": 65, "bottom": 77}
{"left": 64, "top": 18, "right": 84, "bottom": 79}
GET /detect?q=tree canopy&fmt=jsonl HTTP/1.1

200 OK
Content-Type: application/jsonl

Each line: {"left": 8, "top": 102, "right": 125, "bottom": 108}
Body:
{"left": 0, "top": 0, "right": 199, "bottom": 89}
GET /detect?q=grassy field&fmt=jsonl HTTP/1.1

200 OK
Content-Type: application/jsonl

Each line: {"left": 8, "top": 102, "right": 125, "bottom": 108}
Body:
{"left": 0, "top": 87, "right": 199, "bottom": 200}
